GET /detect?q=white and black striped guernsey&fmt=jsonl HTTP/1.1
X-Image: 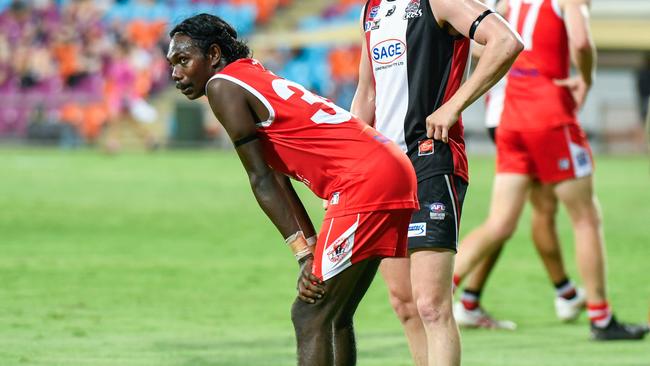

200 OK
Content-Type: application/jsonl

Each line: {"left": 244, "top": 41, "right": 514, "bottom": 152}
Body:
{"left": 363, "top": 0, "right": 470, "bottom": 183}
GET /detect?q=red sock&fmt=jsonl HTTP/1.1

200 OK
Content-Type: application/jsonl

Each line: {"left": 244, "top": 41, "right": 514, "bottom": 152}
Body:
{"left": 461, "top": 290, "right": 480, "bottom": 311}
{"left": 453, "top": 274, "right": 461, "bottom": 289}
{"left": 587, "top": 301, "right": 612, "bottom": 328}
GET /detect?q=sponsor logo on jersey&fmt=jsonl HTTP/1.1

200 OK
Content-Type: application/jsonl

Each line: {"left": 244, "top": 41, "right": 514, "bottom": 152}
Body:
{"left": 326, "top": 236, "right": 352, "bottom": 263}
{"left": 418, "top": 139, "right": 434, "bottom": 156}
{"left": 429, "top": 202, "right": 446, "bottom": 220}
{"left": 386, "top": 5, "right": 396, "bottom": 17}
{"left": 364, "top": 19, "right": 381, "bottom": 32}
{"left": 371, "top": 39, "right": 406, "bottom": 65}
{"left": 369, "top": 5, "right": 380, "bottom": 19}
{"left": 408, "top": 222, "right": 426, "bottom": 237}
{"left": 330, "top": 192, "right": 340, "bottom": 205}
{"left": 404, "top": 0, "right": 423, "bottom": 19}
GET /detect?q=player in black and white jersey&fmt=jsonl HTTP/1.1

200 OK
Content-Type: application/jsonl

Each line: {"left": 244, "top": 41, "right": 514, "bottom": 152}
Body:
{"left": 353, "top": 1, "right": 522, "bottom": 365}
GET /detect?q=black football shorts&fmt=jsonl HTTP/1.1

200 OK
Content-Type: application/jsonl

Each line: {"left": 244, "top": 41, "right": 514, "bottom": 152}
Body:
{"left": 407, "top": 174, "right": 468, "bottom": 252}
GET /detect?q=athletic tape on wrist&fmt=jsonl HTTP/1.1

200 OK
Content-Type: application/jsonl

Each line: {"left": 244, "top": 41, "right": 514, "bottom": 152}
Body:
{"left": 286, "top": 231, "right": 311, "bottom": 262}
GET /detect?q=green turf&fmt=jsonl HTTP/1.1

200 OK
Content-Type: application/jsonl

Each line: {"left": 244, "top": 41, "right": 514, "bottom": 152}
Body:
{"left": 0, "top": 148, "right": 648, "bottom": 366}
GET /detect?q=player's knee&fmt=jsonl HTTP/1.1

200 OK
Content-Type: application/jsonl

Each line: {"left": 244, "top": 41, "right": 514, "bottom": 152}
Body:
{"left": 486, "top": 220, "right": 516, "bottom": 242}
{"left": 415, "top": 295, "right": 452, "bottom": 326}
{"left": 291, "top": 300, "right": 326, "bottom": 336}
{"left": 387, "top": 291, "right": 419, "bottom": 324}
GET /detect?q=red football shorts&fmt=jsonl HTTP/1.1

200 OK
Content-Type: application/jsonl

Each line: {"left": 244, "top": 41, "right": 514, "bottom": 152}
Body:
{"left": 496, "top": 124, "right": 594, "bottom": 183}
{"left": 312, "top": 209, "right": 411, "bottom": 281}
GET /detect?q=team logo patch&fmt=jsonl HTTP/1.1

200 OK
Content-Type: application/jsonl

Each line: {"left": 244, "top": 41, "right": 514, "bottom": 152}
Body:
{"left": 386, "top": 5, "right": 396, "bottom": 17}
{"left": 330, "top": 192, "right": 340, "bottom": 205}
{"left": 429, "top": 202, "right": 446, "bottom": 220}
{"left": 408, "top": 222, "right": 426, "bottom": 237}
{"left": 404, "top": 0, "right": 423, "bottom": 19}
{"left": 558, "top": 158, "right": 570, "bottom": 171}
{"left": 371, "top": 39, "right": 406, "bottom": 64}
{"left": 418, "top": 139, "right": 434, "bottom": 156}
{"left": 326, "top": 236, "right": 352, "bottom": 263}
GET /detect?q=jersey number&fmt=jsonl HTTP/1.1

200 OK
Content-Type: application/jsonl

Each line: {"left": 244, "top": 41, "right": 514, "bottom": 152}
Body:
{"left": 509, "top": 0, "right": 543, "bottom": 51}
{"left": 271, "top": 79, "right": 352, "bottom": 124}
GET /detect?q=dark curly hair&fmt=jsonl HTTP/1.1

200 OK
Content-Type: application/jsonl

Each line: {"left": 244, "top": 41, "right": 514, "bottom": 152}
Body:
{"left": 169, "top": 13, "right": 251, "bottom": 64}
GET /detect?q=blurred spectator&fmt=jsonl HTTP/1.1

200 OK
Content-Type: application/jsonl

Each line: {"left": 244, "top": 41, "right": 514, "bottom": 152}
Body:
{"left": 637, "top": 53, "right": 650, "bottom": 125}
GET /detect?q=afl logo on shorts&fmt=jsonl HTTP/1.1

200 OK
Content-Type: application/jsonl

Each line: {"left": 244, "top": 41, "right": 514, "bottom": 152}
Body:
{"left": 372, "top": 39, "right": 406, "bottom": 65}
{"left": 429, "top": 202, "right": 446, "bottom": 220}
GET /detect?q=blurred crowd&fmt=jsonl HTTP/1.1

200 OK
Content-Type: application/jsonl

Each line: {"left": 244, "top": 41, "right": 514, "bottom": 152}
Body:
{"left": 0, "top": 0, "right": 289, "bottom": 145}
{"left": 0, "top": 0, "right": 370, "bottom": 146}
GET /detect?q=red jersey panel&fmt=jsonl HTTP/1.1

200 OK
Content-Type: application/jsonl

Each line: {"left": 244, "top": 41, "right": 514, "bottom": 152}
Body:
{"left": 210, "top": 59, "right": 418, "bottom": 218}
{"left": 500, "top": 0, "right": 577, "bottom": 130}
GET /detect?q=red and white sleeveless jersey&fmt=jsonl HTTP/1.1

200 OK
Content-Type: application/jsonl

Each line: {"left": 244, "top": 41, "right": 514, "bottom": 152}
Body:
{"left": 208, "top": 59, "right": 418, "bottom": 218}
{"left": 498, "top": 0, "right": 577, "bottom": 130}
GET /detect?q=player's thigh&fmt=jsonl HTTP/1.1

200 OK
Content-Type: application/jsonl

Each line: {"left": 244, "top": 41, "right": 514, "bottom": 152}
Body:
{"left": 409, "top": 249, "right": 455, "bottom": 305}
{"left": 408, "top": 175, "right": 468, "bottom": 253}
{"left": 529, "top": 182, "right": 558, "bottom": 215}
{"left": 380, "top": 257, "right": 412, "bottom": 300}
{"left": 486, "top": 173, "right": 531, "bottom": 230}
{"left": 553, "top": 175, "right": 599, "bottom": 221}
{"left": 293, "top": 258, "right": 380, "bottom": 324}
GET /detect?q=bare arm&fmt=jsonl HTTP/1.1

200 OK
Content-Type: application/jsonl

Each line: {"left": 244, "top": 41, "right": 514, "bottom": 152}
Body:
{"left": 206, "top": 78, "right": 303, "bottom": 241}
{"left": 426, "top": 0, "right": 522, "bottom": 141}
{"left": 471, "top": 0, "right": 508, "bottom": 58}
{"left": 350, "top": 29, "right": 376, "bottom": 125}
{"left": 553, "top": 0, "right": 595, "bottom": 109}
{"left": 273, "top": 171, "right": 317, "bottom": 239}
{"left": 562, "top": 0, "right": 595, "bottom": 85}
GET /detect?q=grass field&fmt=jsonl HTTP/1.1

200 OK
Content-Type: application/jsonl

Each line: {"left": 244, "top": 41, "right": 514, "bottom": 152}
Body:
{"left": 0, "top": 148, "right": 648, "bottom": 366}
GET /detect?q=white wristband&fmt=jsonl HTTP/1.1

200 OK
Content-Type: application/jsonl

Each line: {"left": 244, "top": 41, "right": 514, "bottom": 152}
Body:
{"left": 306, "top": 235, "right": 317, "bottom": 246}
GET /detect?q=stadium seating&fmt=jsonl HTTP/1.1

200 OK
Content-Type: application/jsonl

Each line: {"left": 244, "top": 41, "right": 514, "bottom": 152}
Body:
{"left": 0, "top": 0, "right": 289, "bottom": 140}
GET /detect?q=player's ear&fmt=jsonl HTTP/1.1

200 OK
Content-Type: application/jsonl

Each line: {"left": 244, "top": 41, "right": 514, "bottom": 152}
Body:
{"left": 209, "top": 44, "right": 222, "bottom": 69}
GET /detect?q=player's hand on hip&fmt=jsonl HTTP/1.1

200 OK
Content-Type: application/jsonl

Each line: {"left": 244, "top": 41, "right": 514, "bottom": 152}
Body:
{"left": 297, "top": 255, "right": 325, "bottom": 303}
{"left": 425, "top": 104, "right": 459, "bottom": 143}
{"left": 554, "top": 76, "right": 591, "bottom": 111}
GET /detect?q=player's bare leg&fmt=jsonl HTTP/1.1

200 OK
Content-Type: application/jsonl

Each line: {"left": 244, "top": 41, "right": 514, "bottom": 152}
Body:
{"left": 454, "top": 174, "right": 531, "bottom": 282}
{"left": 463, "top": 248, "right": 502, "bottom": 293}
{"left": 291, "top": 258, "right": 381, "bottom": 366}
{"left": 410, "top": 249, "right": 459, "bottom": 366}
{"left": 553, "top": 176, "right": 606, "bottom": 304}
{"left": 529, "top": 183, "right": 569, "bottom": 284}
{"left": 380, "top": 257, "right": 427, "bottom": 366}
{"left": 454, "top": 247, "right": 516, "bottom": 330}
{"left": 530, "top": 182, "right": 586, "bottom": 321}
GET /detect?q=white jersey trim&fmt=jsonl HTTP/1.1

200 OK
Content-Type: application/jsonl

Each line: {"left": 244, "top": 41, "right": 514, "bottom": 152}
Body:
{"left": 551, "top": 0, "right": 563, "bottom": 19}
{"left": 320, "top": 214, "right": 360, "bottom": 281}
{"left": 206, "top": 74, "right": 276, "bottom": 127}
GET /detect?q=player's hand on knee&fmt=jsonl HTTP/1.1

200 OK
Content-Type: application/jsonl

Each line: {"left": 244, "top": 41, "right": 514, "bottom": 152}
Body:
{"left": 297, "top": 254, "right": 325, "bottom": 304}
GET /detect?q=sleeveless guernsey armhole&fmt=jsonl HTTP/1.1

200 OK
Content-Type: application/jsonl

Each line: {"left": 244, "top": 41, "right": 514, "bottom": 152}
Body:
{"left": 206, "top": 74, "right": 276, "bottom": 127}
